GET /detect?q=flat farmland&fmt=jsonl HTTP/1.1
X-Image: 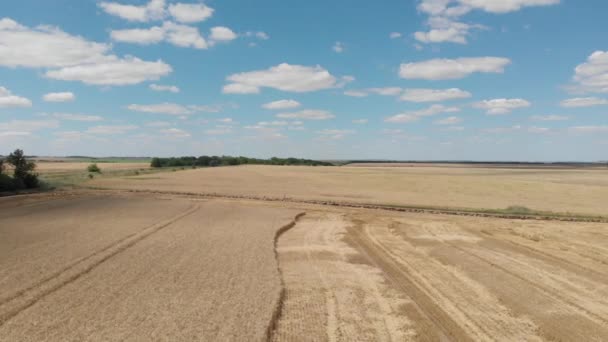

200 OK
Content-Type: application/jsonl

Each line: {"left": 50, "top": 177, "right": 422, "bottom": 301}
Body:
{"left": 92, "top": 164, "right": 608, "bottom": 216}
{"left": 34, "top": 161, "right": 149, "bottom": 174}
{"left": 0, "top": 194, "right": 299, "bottom": 341}
{"left": 2, "top": 163, "right": 608, "bottom": 341}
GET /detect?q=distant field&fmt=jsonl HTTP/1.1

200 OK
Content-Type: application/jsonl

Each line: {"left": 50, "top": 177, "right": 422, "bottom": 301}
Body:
{"left": 35, "top": 162, "right": 150, "bottom": 174}
{"left": 91, "top": 164, "right": 608, "bottom": 216}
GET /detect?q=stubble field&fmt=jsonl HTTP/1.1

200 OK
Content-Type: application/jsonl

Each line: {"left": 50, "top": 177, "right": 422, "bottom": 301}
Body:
{"left": 2, "top": 163, "right": 607, "bottom": 341}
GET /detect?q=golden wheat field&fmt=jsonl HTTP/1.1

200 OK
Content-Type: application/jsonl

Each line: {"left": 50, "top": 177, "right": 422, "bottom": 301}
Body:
{"left": 2, "top": 163, "right": 608, "bottom": 341}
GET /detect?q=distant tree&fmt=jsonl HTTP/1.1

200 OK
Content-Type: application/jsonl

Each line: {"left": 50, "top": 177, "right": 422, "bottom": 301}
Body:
{"left": 0, "top": 158, "right": 4, "bottom": 175}
{"left": 87, "top": 163, "right": 101, "bottom": 173}
{"left": 6, "top": 149, "right": 39, "bottom": 189}
{"left": 150, "top": 157, "right": 163, "bottom": 168}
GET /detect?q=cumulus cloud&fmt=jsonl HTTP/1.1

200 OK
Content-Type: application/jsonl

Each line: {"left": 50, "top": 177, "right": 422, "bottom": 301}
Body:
{"left": 45, "top": 56, "right": 171, "bottom": 86}
{"left": 0, "top": 86, "right": 32, "bottom": 108}
{"left": 316, "top": 129, "right": 355, "bottom": 140}
{"left": 51, "top": 113, "right": 103, "bottom": 122}
{"left": 99, "top": 0, "right": 166, "bottom": 22}
{"left": 160, "top": 127, "right": 191, "bottom": 138}
{"left": 385, "top": 104, "right": 460, "bottom": 123}
{"left": 168, "top": 3, "right": 214, "bottom": 23}
{"left": 400, "top": 57, "right": 510, "bottom": 80}
{"left": 389, "top": 32, "right": 402, "bottom": 39}
{"left": 0, "top": 18, "right": 172, "bottom": 85}
{"left": 400, "top": 88, "right": 471, "bottom": 102}
{"left": 570, "top": 51, "right": 608, "bottom": 93}
{"left": 150, "top": 84, "right": 180, "bottom": 93}
{"left": 434, "top": 116, "right": 463, "bottom": 125}
{"left": 0, "top": 119, "right": 59, "bottom": 132}
{"left": 112, "top": 22, "right": 208, "bottom": 49}
{"left": 86, "top": 125, "right": 138, "bottom": 135}
{"left": 352, "top": 119, "right": 369, "bottom": 124}
{"left": 368, "top": 87, "right": 404, "bottom": 96}
{"left": 560, "top": 97, "right": 608, "bottom": 107}
{"left": 473, "top": 98, "right": 531, "bottom": 114}
{"left": 569, "top": 126, "right": 608, "bottom": 133}
{"left": 415, "top": 0, "right": 559, "bottom": 44}
{"left": 262, "top": 99, "right": 301, "bottom": 110}
{"left": 145, "top": 121, "right": 172, "bottom": 127}
{"left": 128, "top": 103, "right": 221, "bottom": 115}
{"left": 530, "top": 115, "right": 569, "bottom": 121}
{"left": 224, "top": 63, "right": 340, "bottom": 93}
{"left": 209, "top": 26, "right": 237, "bottom": 44}
{"left": 43, "top": 92, "right": 75, "bottom": 102}
{"left": 276, "top": 109, "right": 335, "bottom": 120}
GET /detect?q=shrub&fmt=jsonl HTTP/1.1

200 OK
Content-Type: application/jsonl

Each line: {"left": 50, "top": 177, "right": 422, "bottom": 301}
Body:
{"left": 0, "top": 173, "right": 17, "bottom": 191}
{"left": 87, "top": 163, "right": 101, "bottom": 173}
{"left": 5, "top": 149, "right": 39, "bottom": 189}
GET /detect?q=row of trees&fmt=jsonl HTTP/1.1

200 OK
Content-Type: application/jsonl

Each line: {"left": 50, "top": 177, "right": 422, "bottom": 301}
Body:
{"left": 0, "top": 149, "right": 40, "bottom": 191}
{"left": 150, "top": 155, "right": 333, "bottom": 168}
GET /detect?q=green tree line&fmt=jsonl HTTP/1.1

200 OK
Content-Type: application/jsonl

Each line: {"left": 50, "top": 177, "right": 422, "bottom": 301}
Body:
{"left": 150, "top": 156, "right": 333, "bottom": 168}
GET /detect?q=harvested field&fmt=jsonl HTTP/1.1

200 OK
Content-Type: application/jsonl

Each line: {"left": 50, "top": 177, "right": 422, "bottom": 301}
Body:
{"left": 91, "top": 164, "right": 608, "bottom": 216}
{"left": 3, "top": 162, "right": 608, "bottom": 341}
{"left": 273, "top": 209, "right": 608, "bottom": 341}
{"left": 0, "top": 194, "right": 299, "bottom": 341}
{"left": 34, "top": 161, "right": 149, "bottom": 174}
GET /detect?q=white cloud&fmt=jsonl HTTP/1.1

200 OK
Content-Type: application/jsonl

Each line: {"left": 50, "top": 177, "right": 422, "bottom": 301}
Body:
{"left": 224, "top": 63, "right": 339, "bottom": 93}
{"left": 459, "top": 0, "right": 560, "bottom": 14}
{"left": 245, "top": 31, "right": 270, "bottom": 40}
{"left": 569, "top": 126, "right": 608, "bottom": 133}
{"left": 205, "top": 127, "right": 232, "bottom": 135}
{"left": 570, "top": 51, "right": 608, "bottom": 93}
{"left": 0, "top": 86, "right": 32, "bottom": 108}
{"left": 385, "top": 104, "right": 460, "bottom": 123}
{"left": 400, "top": 88, "right": 471, "bottom": 102}
{"left": 145, "top": 121, "right": 171, "bottom": 127}
{"left": 560, "top": 97, "right": 608, "bottom": 107}
{"left": 389, "top": 32, "right": 402, "bottom": 39}
{"left": 434, "top": 116, "right": 463, "bottom": 125}
{"left": 0, "top": 18, "right": 172, "bottom": 86}
{"left": 110, "top": 26, "right": 165, "bottom": 45}
{"left": 86, "top": 125, "right": 138, "bottom": 135}
{"left": 530, "top": 115, "right": 569, "bottom": 121}
{"left": 400, "top": 57, "right": 510, "bottom": 80}
{"left": 368, "top": 87, "right": 404, "bottom": 96}
{"left": 333, "top": 42, "right": 345, "bottom": 53}
{"left": 222, "top": 83, "right": 260, "bottom": 94}
{"left": 316, "top": 129, "right": 355, "bottom": 140}
{"left": 528, "top": 126, "right": 551, "bottom": 134}
{"left": 482, "top": 125, "right": 522, "bottom": 134}
{"left": 168, "top": 3, "right": 214, "bottom": 23}
{"left": 99, "top": 0, "right": 165, "bottom": 22}
{"left": 474, "top": 98, "right": 531, "bottom": 115}
{"left": 352, "top": 119, "right": 368, "bottom": 124}
{"left": 51, "top": 113, "right": 103, "bottom": 122}
{"left": 209, "top": 26, "right": 237, "bottom": 44}
{"left": 344, "top": 90, "right": 368, "bottom": 97}
{"left": 0, "top": 119, "right": 59, "bottom": 131}
{"left": 262, "top": 99, "right": 301, "bottom": 110}
{"left": 128, "top": 103, "right": 223, "bottom": 115}
{"left": 110, "top": 22, "right": 208, "bottom": 49}
{"left": 43, "top": 92, "right": 75, "bottom": 102}
{"left": 0, "top": 131, "right": 30, "bottom": 138}
{"left": 0, "top": 18, "right": 109, "bottom": 68}
{"left": 160, "top": 127, "right": 190, "bottom": 138}
{"left": 150, "top": 84, "right": 180, "bottom": 93}
{"left": 415, "top": 0, "right": 559, "bottom": 45}
{"left": 217, "top": 118, "right": 234, "bottom": 124}
{"left": 45, "top": 56, "right": 171, "bottom": 86}
{"left": 128, "top": 103, "right": 191, "bottom": 115}
{"left": 276, "top": 109, "right": 335, "bottom": 120}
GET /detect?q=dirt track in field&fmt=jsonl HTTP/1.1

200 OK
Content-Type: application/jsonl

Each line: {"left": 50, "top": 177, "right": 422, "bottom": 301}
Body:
{"left": 0, "top": 194, "right": 299, "bottom": 341}
{"left": 272, "top": 210, "right": 608, "bottom": 341}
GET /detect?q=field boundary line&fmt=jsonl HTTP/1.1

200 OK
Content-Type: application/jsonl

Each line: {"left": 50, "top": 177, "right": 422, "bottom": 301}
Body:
{"left": 85, "top": 187, "right": 608, "bottom": 223}
{"left": 0, "top": 203, "right": 200, "bottom": 326}
{"left": 265, "top": 212, "right": 306, "bottom": 342}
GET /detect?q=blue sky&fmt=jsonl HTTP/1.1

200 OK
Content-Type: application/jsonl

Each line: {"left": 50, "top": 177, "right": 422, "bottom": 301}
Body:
{"left": 0, "top": 0, "right": 606, "bottom": 160}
